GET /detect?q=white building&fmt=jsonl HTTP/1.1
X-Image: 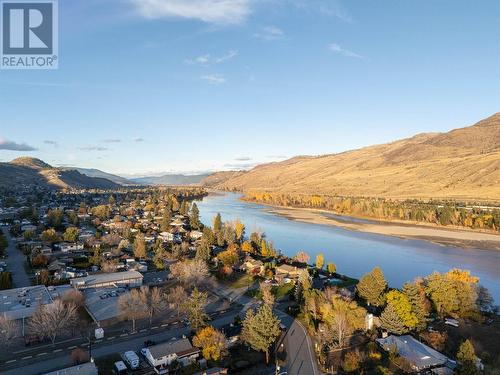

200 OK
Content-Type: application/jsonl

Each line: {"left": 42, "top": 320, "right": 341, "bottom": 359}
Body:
{"left": 70, "top": 270, "right": 143, "bottom": 290}
{"left": 143, "top": 338, "right": 200, "bottom": 374}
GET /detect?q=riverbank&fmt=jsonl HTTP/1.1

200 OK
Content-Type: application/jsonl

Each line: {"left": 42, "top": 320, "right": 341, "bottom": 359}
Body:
{"left": 264, "top": 206, "right": 500, "bottom": 251}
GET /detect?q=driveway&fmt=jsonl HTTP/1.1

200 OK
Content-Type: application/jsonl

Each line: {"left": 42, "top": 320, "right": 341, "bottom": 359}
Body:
{"left": 2, "top": 226, "right": 31, "bottom": 288}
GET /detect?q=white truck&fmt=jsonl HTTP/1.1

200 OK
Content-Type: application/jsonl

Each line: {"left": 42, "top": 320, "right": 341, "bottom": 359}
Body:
{"left": 123, "top": 350, "right": 140, "bottom": 369}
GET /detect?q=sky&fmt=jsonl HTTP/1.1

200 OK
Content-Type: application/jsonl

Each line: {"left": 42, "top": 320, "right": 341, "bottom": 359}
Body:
{"left": 0, "top": 0, "right": 499, "bottom": 176}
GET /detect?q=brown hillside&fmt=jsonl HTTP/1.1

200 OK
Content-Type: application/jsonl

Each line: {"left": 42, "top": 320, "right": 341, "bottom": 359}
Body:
{"left": 0, "top": 157, "right": 121, "bottom": 190}
{"left": 215, "top": 113, "right": 500, "bottom": 201}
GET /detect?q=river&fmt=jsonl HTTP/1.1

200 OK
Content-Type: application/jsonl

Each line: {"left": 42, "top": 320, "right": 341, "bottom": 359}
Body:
{"left": 197, "top": 192, "right": 500, "bottom": 302}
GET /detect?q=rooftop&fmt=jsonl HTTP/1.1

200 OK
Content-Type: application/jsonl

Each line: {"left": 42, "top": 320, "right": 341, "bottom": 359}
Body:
{"left": 148, "top": 338, "right": 196, "bottom": 359}
{"left": 376, "top": 335, "right": 449, "bottom": 370}
{"left": 0, "top": 285, "right": 53, "bottom": 320}
{"left": 42, "top": 362, "right": 98, "bottom": 375}
{"left": 70, "top": 270, "right": 143, "bottom": 288}
{"left": 83, "top": 287, "right": 126, "bottom": 322}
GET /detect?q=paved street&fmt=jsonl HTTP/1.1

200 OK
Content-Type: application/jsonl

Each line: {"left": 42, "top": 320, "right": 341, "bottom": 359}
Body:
{"left": 2, "top": 226, "right": 31, "bottom": 288}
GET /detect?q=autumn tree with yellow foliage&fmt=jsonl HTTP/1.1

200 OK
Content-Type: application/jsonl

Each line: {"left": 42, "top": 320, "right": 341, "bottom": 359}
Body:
{"left": 193, "top": 326, "right": 228, "bottom": 361}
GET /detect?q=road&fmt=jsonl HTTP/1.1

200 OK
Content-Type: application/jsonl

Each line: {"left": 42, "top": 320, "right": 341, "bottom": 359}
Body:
{"left": 2, "top": 226, "right": 31, "bottom": 287}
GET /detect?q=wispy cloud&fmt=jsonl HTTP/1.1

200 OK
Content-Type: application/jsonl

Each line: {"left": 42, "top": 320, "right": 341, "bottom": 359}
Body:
{"left": 44, "top": 140, "right": 58, "bottom": 147}
{"left": 235, "top": 156, "right": 251, "bottom": 161}
{"left": 0, "top": 138, "right": 37, "bottom": 151}
{"left": 201, "top": 74, "right": 227, "bottom": 84}
{"left": 328, "top": 43, "right": 364, "bottom": 59}
{"left": 78, "top": 146, "right": 109, "bottom": 151}
{"left": 253, "top": 26, "right": 284, "bottom": 41}
{"left": 185, "top": 50, "right": 238, "bottom": 66}
{"left": 130, "top": 0, "right": 252, "bottom": 25}
{"left": 102, "top": 138, "right": 122, "bottom": 143}
{"left": 293, "top": 0, "right": 352, "bottom": 23}
{"left": 133, "top": 137, "right": 145, "bottom": 142}
{"left": 223, "top": 162, "right": 257, "bottom": 170}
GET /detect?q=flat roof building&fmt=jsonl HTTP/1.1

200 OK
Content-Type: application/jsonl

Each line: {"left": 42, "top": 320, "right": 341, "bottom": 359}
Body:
{"left": 0, "top": 285, "right": 53, "bottom": 321}
{"left": 70, "top": 270, "right": 143, "bottom": 290}
{"left": 42, "top": 362, "right": 98, "bottom": 375}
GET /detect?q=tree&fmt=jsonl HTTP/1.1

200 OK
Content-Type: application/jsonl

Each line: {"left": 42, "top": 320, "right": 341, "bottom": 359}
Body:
{"left": 140, "top": 286, "right": 166, "bottom": 325}
{"left": 71, "top": 347, "right": 90, "bottom": 365}
{"left": 41, "top": 228, "right": 59, "bottom": 243}
{"left": 235, "top": 220, "right": 245, "bottom": 242}
{"left": 327, "top": 262, "right": 336, "bottom": 275}
{"left": 457, "top": 340, "right": 479, "bottom": 375}
{"left": 241, "top": 304, "right": 281, "bottom": 364}
{"left": 316, "top": 253, "right": 324, "bottom": 270}
{"left": 385, "top": 290, "right": 418, "bottom": 331}
{"left": 170, "top": 258, "right": 210, "bottom": 287}
{"left": 189, "top": 203, "right": 201, "bottom": 229}
{"left": 402, "top": 281, "right": 429, "bottom": 331}
{"left": 213, "top": 213, "right": 222, "bottom": 233}
{"left": 63, "top": 227, "right": 80, "bottom": 243}
{"left": 0, "top": 313, "right": 19, "bottom": 346}
{"left": 28, "top": 300, "right": 78, "bottom": 345}
{"left": 475, "top": 285, "right": 494, "bottom": 313}
{"left": 193, "top": 326, "right": 228, "bottom": 361}
{"left": 260, "top": 282, "right": 275, "bottom": 306}
{"left": 319, "top": 295, "right": 366, "bottom": 348}
{"left": 196, "top": 238, "right": 211, "bottom": 261}
{"left": 342, "top": 350, "right": 362, "bottom": 373}
{"left": 161, "top": 209, "right": 171, "bottom": 232}
{"left": 183, "top": 288, "right": 209, "bottom": 331}
{"left": 168, "top": 285, "right": 188, "bottom": 317}
{"left": 62, "top": 289, "right": 85, "bottom": 308}
{"left": 133, "top": 233, "right": 147, "bottom": 259}
{"left": 295, "top": 250, "right": 310, "bottom": 264}
{"left": 241, "top": 241, "right": 253, "bottom": 254}
{"left": 380, "top": 303, "right": 406, "bottom": 335}
{"left": 217, "top": 248, "right": 238, "bottom": 268}
{"left": 118, "top": 289, "right": 146, "bottom": 332}
{"left": 260, "top": 239, "right": 268, "bottom": 257}
{"left": 357, "top": 267, "right": 387, "bottom": 306}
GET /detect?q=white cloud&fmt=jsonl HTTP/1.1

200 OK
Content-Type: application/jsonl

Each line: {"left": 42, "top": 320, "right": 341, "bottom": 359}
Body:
{"left": 186, "top": 50, "right": 238, "bottom": 66}
{"left": 201, "top": 74, "right": 227, "bottom": 84}
{"left": 253, "top": 25, "right": 284, "bottom": 41}
{"left": 130, "top": 0, "right": 252, "bottom": 25}
{"left": 328, "top": 43, "right": 364, "bottom": 59}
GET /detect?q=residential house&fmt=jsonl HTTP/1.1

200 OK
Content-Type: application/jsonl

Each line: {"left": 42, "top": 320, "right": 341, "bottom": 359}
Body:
{"left": 275, "top": 264, "right": 304, "bottom": 283}
{"left": 57, "top": 242, "right": 84, "bottom": 253}
{"left": 144, "top": 338, "right": 200, "bottom": 374}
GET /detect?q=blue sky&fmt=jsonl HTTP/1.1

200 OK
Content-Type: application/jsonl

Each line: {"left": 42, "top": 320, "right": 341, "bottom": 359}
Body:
{"left": 1, "top": 0, "right": 499, "bottom": 176}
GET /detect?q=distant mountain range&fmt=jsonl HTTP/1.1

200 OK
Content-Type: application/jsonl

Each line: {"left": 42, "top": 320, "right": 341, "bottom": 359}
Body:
{"left": 0, "top": 157, "right": 121, "bottom": 190}
{"left": 60, "top": 167, "right": 134, "bottom": 186}
{"left": 3, "top": 113, "right": 499, "bottom": 199}
{"left": 213, "top": 113, "right": 500, "bottom": 201}
{"left": 130, "top": 173, "right": 211, "bottom": 186}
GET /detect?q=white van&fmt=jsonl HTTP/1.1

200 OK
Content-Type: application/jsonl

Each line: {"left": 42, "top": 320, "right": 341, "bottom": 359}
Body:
{"left": 123, "top": 350, "right": 140, "bottom": 369}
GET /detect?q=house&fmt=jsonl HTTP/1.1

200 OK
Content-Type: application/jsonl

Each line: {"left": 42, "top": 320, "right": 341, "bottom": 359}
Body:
{"left": 70, "top": 270, "right": 143, "bottom": 290}
{"left": 275, "top": 264, "right": 304, "bottom": 282}
{"left": 194, "top": 368, "right": 228, "bottom": 375}
{"left": 159, "top": 232, "right": 174, "bottom": 242}
{"left": 144, "top": 338, "right": 200, "bottom": 373}
{"left": 57, "top": 242, "right": 84, "bottom": 253}
{"left": 241, "top": 256, "right": 263, "bottom": 275}
{"left": 376, "top": 335, "right": 454, "bottom": 373}
{"left": 42, "top": 361, "right": 98, "bottom": 375}
{"left": 189, "top": 231, "right": 203, "bottom": 240}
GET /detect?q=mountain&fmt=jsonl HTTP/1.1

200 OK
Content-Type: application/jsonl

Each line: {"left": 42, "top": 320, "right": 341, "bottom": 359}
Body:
{"left": 199, "top": 171, "right": 246, "bottom": 187}
{"left": 0, "top": 157, "right": 121, "bottom": 190}
{"left": 214, "top": 113, "right": 500, "bottom": 201}
{"left": 130, "top": 173, "right": 211, "bottom": 186}
{"left": 61, "top": 167, "right": 134, "bottom": 186}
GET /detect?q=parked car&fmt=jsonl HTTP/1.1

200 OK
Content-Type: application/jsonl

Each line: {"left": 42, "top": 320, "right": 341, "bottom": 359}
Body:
{"left": 113, "top": 361, "right": 127, "bottom": 375}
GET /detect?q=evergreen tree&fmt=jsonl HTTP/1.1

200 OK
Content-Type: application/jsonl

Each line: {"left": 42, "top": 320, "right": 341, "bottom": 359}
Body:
{"left": 133, "top": 233, "right": 147, "bottom": 259}
{"left": 183, "top": 288, "right": 209, "bottom": 332}
{"left": 196, "top": 239, "right": 211, "bottom": 261}
{"left": 357, "top": 267, "right": 387, "bottom": 306}
{"left": 385, "top": 290, "right": 418, "bottom": 331}
{"left": 189, "top": 203, "right": 201, "bottom": 229}
{"left": 402, "top": 282, "right": 429, "bottom": 331}
{"left": 241, "top": 304, "right": 281, "bottom": 364}
{"left": 161, "top": 209, "right": 171, "bottom": 232}
{"left": 213, "top": 213, "right": 222, "bottom": 233}
{"left": 380, "top": 304, "right": 406, "bottom": 335}
{"left": 457, "top": 340, "right": 479, "bottom": 375}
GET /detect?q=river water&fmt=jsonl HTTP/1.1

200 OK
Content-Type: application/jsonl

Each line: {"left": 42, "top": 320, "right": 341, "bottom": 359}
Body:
{"left": 197, "top": 192, "right": 500, "bottom": 302}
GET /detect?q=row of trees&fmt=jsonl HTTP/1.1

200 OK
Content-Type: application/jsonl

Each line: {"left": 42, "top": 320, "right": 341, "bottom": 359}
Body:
{"left": 245, "top": 191, "right": 500, "bottom": 231}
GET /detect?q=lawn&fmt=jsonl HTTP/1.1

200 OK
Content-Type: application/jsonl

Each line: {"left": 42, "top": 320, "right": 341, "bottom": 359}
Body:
{"left": 273, "top": 283, "right": 295, "bottom": 299}
{"left": 227, "top": 273, "right": 255, "bottom": 289}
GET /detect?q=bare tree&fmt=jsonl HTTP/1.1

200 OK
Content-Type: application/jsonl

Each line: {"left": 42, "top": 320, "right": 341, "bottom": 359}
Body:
{"left": 168, "top": 285, "right": 188, "bottom": 317}
{"left": 118, "top": 289, "right": 147, "bottom": 332}
{"left": 62, "top": 289, "right": 85, "bottom": 308}
{"left": 170, "top": 258, "right": 210, "bottom": 287}
{"left": 0, "top": 313, "right": 19, "bottom": 346}
{"left": 28, "top": 300, "right": 78, "bottom": 345}
{"left": 139, "top": 286, "right": 167, "bottom": 325}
